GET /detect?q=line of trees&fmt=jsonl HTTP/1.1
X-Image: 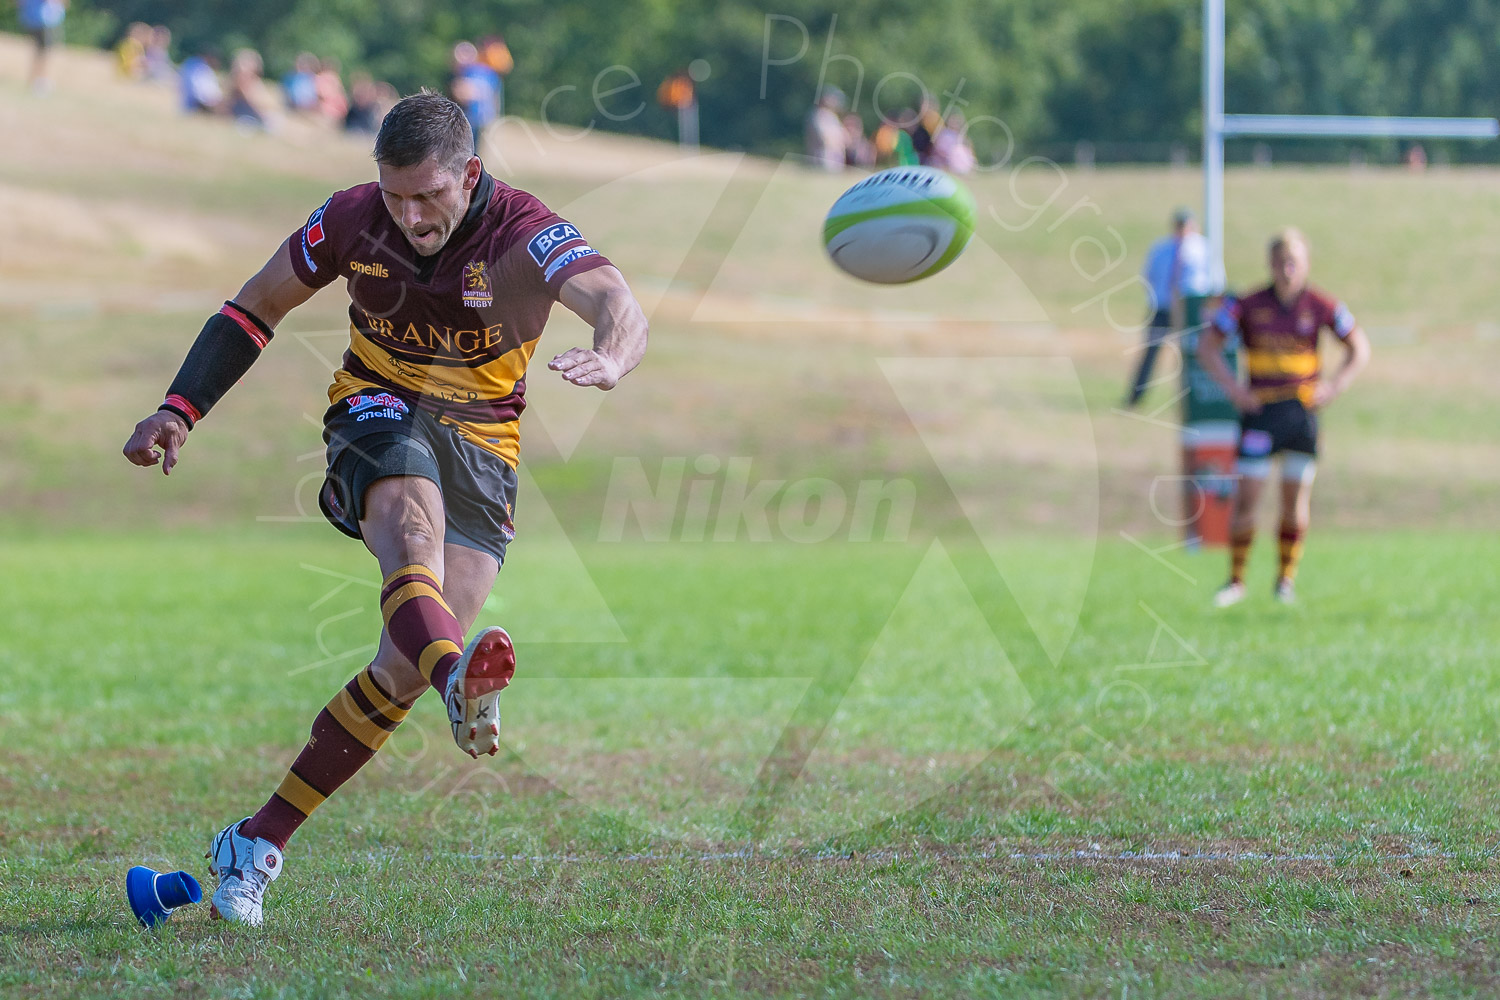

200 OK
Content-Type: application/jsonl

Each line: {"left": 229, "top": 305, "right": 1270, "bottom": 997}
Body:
{"left": 18, "top": 0, "right": 1500, "bottom": 161}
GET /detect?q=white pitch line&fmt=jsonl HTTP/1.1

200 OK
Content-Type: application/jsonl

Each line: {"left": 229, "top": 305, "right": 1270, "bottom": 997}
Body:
{"left": 422, "top": 847, "right": 1465, "bottom": 865}
{"left": 78, "top": 847, "right": 1474, "bottom": 871}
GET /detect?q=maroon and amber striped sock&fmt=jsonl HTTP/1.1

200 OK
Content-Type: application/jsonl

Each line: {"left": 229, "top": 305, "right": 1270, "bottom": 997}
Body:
{"left": 1278, "top": 527, "right": 1306, "bottom": 582}
{"left": 241, "top": 666, "right": 413, "bottom": 849}
{"left": 380, "top": 563, "right": 465, "bottom": 694}
{"left": 1230, "top": 527, "right": 1255, "bottom": 585}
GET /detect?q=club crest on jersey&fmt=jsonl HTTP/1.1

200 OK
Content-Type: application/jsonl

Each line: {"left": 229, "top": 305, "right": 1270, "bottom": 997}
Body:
{"left": 462, "top": 260, "right": 494, "bottom": 308}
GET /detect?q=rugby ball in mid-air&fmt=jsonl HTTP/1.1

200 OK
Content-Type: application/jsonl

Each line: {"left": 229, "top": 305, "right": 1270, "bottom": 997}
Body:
{"left": 822, "top": 166, "right": 976, "bottom": 284}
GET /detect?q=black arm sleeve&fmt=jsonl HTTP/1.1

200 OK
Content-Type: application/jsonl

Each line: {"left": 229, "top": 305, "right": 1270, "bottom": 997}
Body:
{"left": 159, "top": 301, "right": 274, "bottom": 429}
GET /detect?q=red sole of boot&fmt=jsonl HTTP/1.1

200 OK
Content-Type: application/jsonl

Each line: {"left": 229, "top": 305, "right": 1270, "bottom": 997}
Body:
{"left": 464, "top": 627, "right": 516, "bottom": 698}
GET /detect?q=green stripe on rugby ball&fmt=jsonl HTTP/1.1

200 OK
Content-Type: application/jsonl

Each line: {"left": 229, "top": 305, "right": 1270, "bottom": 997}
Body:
{"left": 823, "top": 167, "right": 977, "bottom": 284}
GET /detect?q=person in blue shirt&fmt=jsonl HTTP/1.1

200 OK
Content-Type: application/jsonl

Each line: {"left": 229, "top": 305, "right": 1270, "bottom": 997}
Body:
{"left": 449, "top": 41, "right": 500, "bottom": 155}
{"left": 179, "top": 52, "right": 223, "bottom": 114}
{"left": 283, "top": 52, "right": 320, "bottom": 114}
{"left": 17, "top": 0, "right": 66, "bottom": 93}
{"left": 1125, "top": 208, "right": 1219, "bottom": 408}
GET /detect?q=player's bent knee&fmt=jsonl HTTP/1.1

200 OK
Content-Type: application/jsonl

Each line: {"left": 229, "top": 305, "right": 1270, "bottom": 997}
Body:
{"left": 362, "top": 475, "right": 439, "bottom": 518}
{"left": 392, "top": 522, "right": 442, "bottom": 555}
{"left": 361, "top": 477, "right": 444, "bottom": 554}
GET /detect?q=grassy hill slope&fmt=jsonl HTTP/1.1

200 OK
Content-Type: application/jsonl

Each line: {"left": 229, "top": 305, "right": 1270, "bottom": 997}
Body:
{"left": 2, "top": 35, "right": 1497, "bottom": 535}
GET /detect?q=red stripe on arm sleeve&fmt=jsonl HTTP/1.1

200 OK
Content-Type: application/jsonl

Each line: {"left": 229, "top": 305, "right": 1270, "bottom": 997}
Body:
{"left": 162, "top": 394, "right": 204, "bottom": 425}
{"left": 219, "top": 303, "right": 270, "bottom": 349}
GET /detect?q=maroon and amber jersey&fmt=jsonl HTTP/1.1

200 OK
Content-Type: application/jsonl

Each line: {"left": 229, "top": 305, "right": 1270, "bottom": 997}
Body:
{"left": 287, "top": 171, "right": 611, "bottom": 465}
{"left": 1213, "top": 284, "right": 1356, "bottom": 406}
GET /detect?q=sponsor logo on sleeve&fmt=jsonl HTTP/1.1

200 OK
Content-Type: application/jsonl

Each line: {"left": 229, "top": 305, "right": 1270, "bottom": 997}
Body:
{"left": 1332, "top": 303, "right": 1355, "bottom": 337}
{"left": 526, "top": 222, "right": 584, "bottom": 266}
{"left": 301, "top": 197, "right": 332, "bottom": 272}
{"left": 543, "top": 245, "right": 599, "bottom": 282}
{"left": 462, "top": 260, "right": 494, "bottom": 308}
{"left": 1209, "top": 296, "right": 1242, "bottom": 339}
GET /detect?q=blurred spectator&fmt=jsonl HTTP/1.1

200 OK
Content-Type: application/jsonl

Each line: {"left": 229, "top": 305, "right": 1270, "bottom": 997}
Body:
{"left": 315, "top": 56, "right": 348, "bottom": 123}
{"left": 117, "top": 21, "right": 150, "bottom": 79}
{"left": 1124, "top": 208, "right": 1216, "bottom": 408}
{"left": 479, "top": 35, "right": 513, "bottom": 75}
{"left": 144, "top": 25, "right": 173, "bottom": 80}
{"left": 450, "top": 41, "right": 500, "bottom": 153}
{"left": 344, "top": 71, "right": 381, "bottom": 134}
{"left": 180, "top": 52, "right": 223, "bottom": 113}
{"left": 804, "top": 85, "right": 847, "bottom": 170}
{"left": 374, "top": 80, "right": 400, "bottom": 119}
{"left": 908, "top": 97, "right": 944, "bottom": 165}
{"left": 657, "top": 68, "right": 698, "bottom": 148}
{"left": 928, "top": 111, "right": 976, "bottom": 174}
{"left": 283, "top": 52, "right": 319, "bottom": 114}
{"left": 657, "top": 69, "right": 694, "bottom": 111}
{"left": 226, "top": 48, "right": 280, "bottom": 131}
{"left": 478, "top": 34, "right": 513, "bottom": 115}
{"left": 1406, "top": 143, "right": 1428, "bottom": 172}
{"left": 873, "top": 112, "right": 919, "bottom": 167}
{"left": 17, "top": 0, "right": 66, "bottom": 93}
{"left": 842, "top": 113, "right": 875, "bottom": 168}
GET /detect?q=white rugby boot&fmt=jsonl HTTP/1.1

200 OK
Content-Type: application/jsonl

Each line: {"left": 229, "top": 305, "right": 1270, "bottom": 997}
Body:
{"left": 1274, "top": 577, "right": 1296, "bottom": 604}
{"left": 206, "top": 818, "right": 282, "bottom": 926}
{"left": 1213, "top": 580, "right": 1246, "bottom": 608}
{"left": 444, "top": 626, "right": 516, "bottom": 758}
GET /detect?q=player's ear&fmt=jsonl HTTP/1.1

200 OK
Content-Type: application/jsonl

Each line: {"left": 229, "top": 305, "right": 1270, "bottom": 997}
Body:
{"left": 462, "top": 156, "right": 482, "bottom": 189}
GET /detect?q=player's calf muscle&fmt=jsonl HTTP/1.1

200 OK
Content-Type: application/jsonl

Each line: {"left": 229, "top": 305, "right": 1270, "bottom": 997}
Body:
{"left": 370, "top": 649, "right": 427, "bottom": 704}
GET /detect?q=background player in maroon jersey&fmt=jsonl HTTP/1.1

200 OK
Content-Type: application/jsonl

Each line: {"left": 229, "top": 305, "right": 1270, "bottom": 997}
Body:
{"left": 1198, "top": 228, "right": 1370, "bottom": 607}
{"left": 121, "top": 92, "right": 648, "bottom": 925}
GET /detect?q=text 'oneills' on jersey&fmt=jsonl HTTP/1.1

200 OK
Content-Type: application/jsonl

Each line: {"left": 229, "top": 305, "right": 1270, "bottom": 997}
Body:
{"left": 285, "top": 170, "right": 612, "bottom": 468}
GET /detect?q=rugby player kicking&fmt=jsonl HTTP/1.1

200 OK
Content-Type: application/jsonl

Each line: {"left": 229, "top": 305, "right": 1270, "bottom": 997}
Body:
{"left": 1198, "top": 227, "right": 1369, "bottom": 607}
{"left": 123, "top": 93, "right": 648, "bottom": 924}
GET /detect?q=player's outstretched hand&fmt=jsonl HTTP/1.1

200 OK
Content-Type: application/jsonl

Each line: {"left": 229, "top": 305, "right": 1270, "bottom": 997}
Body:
{"left": 123, "top": 411, "right": 190, "bottom": 475}
{"left": 548, "top": 348, "right": 624, "bottom": 390}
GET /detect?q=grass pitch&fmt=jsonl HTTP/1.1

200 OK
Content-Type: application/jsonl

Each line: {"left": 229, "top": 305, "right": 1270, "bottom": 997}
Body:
{"left": 2, "top": 530, "right": 1499, "bottom": 998}
{"left": 4, "top": 35, "right": 1500, "bottom": 999}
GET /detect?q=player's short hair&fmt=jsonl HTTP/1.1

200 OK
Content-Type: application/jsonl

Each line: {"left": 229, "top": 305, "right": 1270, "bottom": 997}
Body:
{"left": 1269, "top": 227, "right": 1309, "bottom": 257}
{"left": 373, "top": 90, "right": 474, "bottom": 173}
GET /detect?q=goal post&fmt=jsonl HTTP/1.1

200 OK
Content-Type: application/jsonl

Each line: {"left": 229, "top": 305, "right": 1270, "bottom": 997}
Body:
{"left": 1201, "top": 0, "right": 1499, "bottom": 272}
{"left": 1180, "top": 0, "right": 1498, "bottom": 548}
